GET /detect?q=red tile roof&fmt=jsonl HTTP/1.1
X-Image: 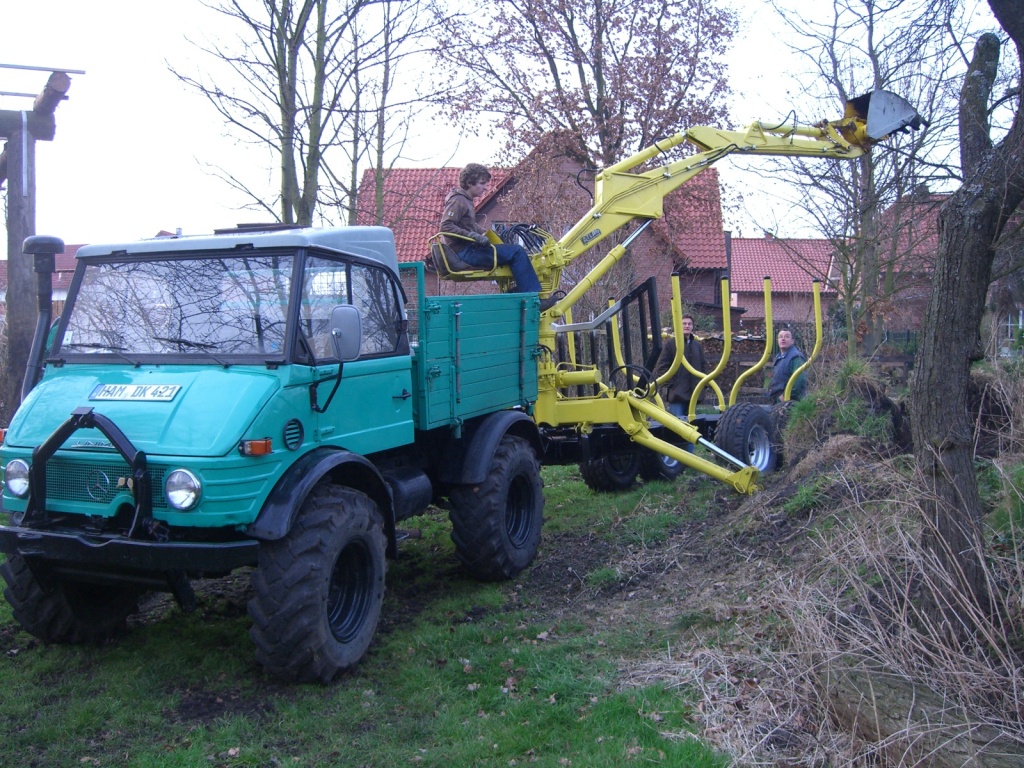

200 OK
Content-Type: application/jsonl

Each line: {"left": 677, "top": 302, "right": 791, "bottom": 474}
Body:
{"left": 730, "top": 236, "right": 836, "bottom": 293}
{"left": 356, "top": 163, "right": 727, "bottom": 269}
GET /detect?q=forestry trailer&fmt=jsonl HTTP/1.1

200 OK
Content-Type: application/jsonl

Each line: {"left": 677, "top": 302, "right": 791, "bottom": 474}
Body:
{"left": 0, "top": 91, "right": 921, "bottom": 682}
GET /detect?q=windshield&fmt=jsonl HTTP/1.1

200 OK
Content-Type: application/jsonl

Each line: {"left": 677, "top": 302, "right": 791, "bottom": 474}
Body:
{"left": 58, "top": 254, "right": 293, "bottom": 358}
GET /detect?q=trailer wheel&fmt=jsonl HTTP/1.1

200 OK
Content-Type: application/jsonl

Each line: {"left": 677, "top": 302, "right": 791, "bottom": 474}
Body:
{"left": 0, "top": 555, "right": 141, "bottom": 644}
{"left": 639, "top": 448, "right": 685, "bottom": 482}
{"left": 579, "top": 450, "right": 641, "bottom": 491}
{"left": 714, "top": 403, "right": 778, "bottom": 474}
{"left": 249, "top": 484, "right": 386, "bottom": 683}
{"left": 450, "top": 435, "right": 544, "bottom": 581}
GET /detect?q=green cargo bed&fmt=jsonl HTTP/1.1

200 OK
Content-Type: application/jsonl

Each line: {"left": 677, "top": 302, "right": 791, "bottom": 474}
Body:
{"left": 401, "top": 264, "right": 539, "bottom": 430}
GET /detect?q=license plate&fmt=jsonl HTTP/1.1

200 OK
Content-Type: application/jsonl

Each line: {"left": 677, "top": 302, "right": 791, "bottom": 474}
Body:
{"left": 89, "top": 384, "right": 182, "bottom": 402}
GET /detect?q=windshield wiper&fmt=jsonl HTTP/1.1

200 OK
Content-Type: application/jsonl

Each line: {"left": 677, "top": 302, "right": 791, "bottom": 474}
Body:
{"left": 153, "top": 336, "right": 231, "bottom": 368}
{"left": 62, "top": 343, "right": 141, "bottom": 368}
{"left": 64, "top": 342, "right": 127, "bottom": 350}
{"left": 153, "top": 336, "right": 217, "bottom": 350}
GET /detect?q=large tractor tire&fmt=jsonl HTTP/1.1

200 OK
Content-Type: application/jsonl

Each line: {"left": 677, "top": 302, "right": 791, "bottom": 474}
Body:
{"left": 714, "top": 403, "right": 779, "bottom": 474}
{"left": 249, "top": 484, "right": 386, "bottom": 683}
{"left": 450, "top": 435, "right": 544, "bottom": 581}
{"left": 638, "top": 447, "right": 685, "bottom": 482}
{"left": 578, "top": 450, "right": 641, "bottom": 491}
{"left": 0, "top": 555, "right": 142, "bottom": 644}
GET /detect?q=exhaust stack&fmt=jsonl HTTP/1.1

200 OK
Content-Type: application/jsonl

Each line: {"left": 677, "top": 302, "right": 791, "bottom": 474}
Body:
{"left": 21, "top": 235, "right": 65, "bottom": 402}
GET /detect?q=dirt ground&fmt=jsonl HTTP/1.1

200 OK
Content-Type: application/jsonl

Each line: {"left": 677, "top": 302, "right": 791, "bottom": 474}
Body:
{"left": 525, "top": 450, "right": 857, "bottom": 629}
{"left": 10, "top": 379, "right": 1016, "bottom": 764}
{"left": 116, "top": 464, "right": 803, "bottom": 636}
{"left": 2, "top": 442, "right": 888, "bottom": 767}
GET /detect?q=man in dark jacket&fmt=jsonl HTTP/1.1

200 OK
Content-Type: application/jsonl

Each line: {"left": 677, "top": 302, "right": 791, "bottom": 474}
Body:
{"left": 654, "top": 314, "right": 706, "bottom": 419}
{"left": 767, "top": 328, "right": 807, "bottom": 401}
{"left": 440, "top": 163, "right": 549, "bottom": 302}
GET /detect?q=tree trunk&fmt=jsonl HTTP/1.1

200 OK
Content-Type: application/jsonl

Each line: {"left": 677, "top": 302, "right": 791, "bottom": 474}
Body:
{"left": 1, "top": 72, "right": 70, "bottom": 420}
{"left": 3, "top": 130, "right": 35, "bottom": 423}
{"left": 910, "top": 188, "right": 993, "bottom": 619}
{"left": 910, "top": 25, "right": 1024, "bottom": 623}
{"left": 857, "top": 154, "right": 885, "bottom": 356}
{"left": 823, "top": 661, "right": 1024, "bottom": 767}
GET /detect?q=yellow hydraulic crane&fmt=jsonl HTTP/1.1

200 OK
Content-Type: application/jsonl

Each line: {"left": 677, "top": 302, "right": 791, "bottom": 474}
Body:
{"left": 442, "top": 90, "right": 924, "bottom": 493}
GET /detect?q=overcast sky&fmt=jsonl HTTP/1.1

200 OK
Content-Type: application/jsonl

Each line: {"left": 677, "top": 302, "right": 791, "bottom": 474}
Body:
{"left": 1, "top": 1, "right": 830, "bottom": 251}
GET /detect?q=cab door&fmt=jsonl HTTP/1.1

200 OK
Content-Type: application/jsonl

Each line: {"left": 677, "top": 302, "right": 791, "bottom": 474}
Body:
{"left": 300, "top": 255, "right": 414, "bottom": 453}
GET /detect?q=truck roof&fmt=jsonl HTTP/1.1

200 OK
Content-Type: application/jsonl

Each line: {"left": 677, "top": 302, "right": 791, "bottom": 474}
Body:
{"left": 74, "top": 226, "right": 400, "bottom": 274}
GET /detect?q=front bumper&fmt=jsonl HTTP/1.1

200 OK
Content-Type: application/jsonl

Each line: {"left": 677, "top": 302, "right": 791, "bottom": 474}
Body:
{"left": 0, "top": 523, "right": 259, "bottom": 574}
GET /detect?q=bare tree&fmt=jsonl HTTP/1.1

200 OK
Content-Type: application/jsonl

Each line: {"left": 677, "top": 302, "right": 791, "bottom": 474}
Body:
{"left": 321, "top": 0, "right": 445, "bottom": 225}
{"left": 173, "top": 0, "right": 439, "bottom": 227}
{"left": 911, "top": 0, "right": 1022, "bottom": 620}
{"left": 428, "top": 0, "right": 734, "bottom": 302}
{"left": 745, "top": 0, "right": 980, "bottom": 357}
{"left": 431, "top": 0, "right": 735, "bottom": 168}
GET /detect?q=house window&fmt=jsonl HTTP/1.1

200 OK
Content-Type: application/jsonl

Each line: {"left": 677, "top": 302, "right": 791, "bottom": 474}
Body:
{"left": 712, "top": 270, "right": 726, "bottom": 305}
{"left": 999, "top": 312, "right": 1020, "bottom": 340}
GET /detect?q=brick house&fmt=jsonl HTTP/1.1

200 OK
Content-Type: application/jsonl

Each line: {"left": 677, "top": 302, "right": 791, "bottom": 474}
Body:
{"left": 869, "top": 190, "right": 943, "bottom": 332}
{"left": 0, "top": 232, "right": 179, "bottom": 325}
{"left": 354, "top": 166, "right": 501, "bottom": 300}
{"left": 728, "top": 192, "right": 955, "bottom": 337}
{"left": 877, "top": 190, "right": 1023, "bottom": 352}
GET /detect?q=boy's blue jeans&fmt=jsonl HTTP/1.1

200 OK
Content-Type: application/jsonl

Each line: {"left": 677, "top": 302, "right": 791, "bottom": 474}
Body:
{"left": 459, "top": 243, "right": 541, "bottom": 293}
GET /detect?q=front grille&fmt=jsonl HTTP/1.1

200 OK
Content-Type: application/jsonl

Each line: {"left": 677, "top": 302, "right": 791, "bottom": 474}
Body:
{"left": 45, "top": 457, "right": 168, "bottom": 510}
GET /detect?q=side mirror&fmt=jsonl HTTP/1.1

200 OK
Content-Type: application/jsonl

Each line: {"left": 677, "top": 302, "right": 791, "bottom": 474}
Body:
{"left": 329, "top": 305, "right": 362, "bottom": 362}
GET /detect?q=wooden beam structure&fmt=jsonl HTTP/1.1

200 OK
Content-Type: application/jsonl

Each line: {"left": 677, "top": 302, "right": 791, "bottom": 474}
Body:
{"left": 1, "top": 70, "right": 72, "bottom": 420}
{"left": 0, "top": 71, "right": 70, "bottom": 179}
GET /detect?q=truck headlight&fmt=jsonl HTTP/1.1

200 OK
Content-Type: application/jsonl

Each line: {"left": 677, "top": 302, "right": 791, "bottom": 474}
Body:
{"left": 4, "top": 459, "right": 30, "bottom": 498}
{"left": 165, "top": 469, "right": 201, "bottom": 510}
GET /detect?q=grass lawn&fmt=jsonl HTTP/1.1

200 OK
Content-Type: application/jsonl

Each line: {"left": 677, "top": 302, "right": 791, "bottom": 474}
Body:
{"left": 0, "top": 464, "right": 728, "bottom": 768}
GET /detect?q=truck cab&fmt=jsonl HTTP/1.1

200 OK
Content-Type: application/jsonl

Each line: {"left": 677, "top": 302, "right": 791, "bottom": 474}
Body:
{"left": 4, "top": 226, "right": 412, "bottom": 533}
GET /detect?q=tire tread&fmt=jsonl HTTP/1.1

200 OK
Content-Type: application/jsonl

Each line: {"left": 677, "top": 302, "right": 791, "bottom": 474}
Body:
{"left": 248, "top": 484, "right": 385, "bottom": 683}
{"left": 449, "top": 436, "right": 544, "bottom": 581}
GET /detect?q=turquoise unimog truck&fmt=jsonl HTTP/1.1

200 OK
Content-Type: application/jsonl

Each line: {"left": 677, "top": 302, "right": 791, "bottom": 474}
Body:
{"left": 0, "top": 226, "right": 545, "bottom": 682}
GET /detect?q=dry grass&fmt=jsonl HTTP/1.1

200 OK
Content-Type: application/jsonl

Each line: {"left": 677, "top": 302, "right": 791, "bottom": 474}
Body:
{"left": 971, "top": 363, "right": 1024, "bottom": 457}
{"left": 624, "top": 461, "right": 1024, "bottom": 765}
{"left": 620, "top": 364, "right": 1024, "bottom": 766}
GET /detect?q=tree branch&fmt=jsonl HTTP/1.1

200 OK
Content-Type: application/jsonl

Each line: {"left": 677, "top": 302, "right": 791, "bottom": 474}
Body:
{"left": 959, "top": 32, "right": 999, "bottom": 176}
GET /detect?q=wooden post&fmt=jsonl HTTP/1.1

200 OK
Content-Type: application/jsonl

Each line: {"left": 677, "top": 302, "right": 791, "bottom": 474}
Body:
{"left": 0, "top": 72, "right": 71, "bottom": 421}
{"left": 4, "top": 126, "right": 36, "bottom": 420}
{"left": 0, "top": 71, "right": 66, "bottom": 182}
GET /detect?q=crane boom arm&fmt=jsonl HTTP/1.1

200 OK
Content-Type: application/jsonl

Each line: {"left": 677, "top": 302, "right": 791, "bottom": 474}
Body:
{"left": 534, "top": 90, "right": 923, "bottom": 304}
